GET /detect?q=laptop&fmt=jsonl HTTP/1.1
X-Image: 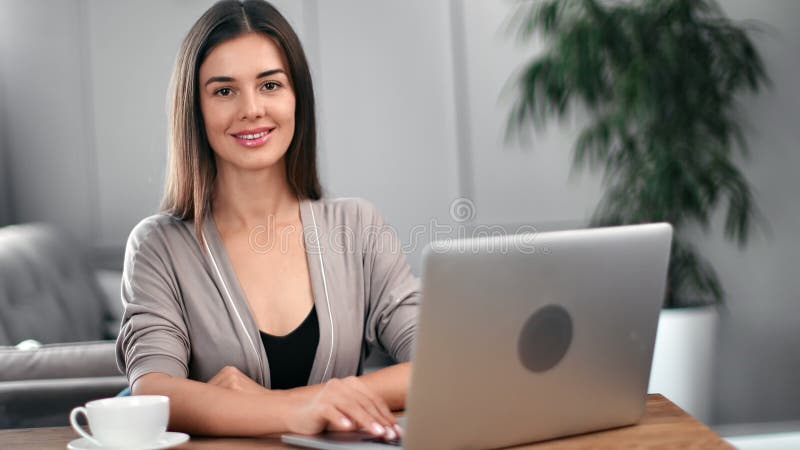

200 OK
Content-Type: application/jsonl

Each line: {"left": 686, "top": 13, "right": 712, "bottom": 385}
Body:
{"left": 282, "top": 223, "right": 672, "bottom": 449}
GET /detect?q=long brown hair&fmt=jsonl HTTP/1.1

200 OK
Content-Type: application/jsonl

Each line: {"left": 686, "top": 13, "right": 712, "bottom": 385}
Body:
{"left": 162, "top": 0, "right": 322, "bottom": 240}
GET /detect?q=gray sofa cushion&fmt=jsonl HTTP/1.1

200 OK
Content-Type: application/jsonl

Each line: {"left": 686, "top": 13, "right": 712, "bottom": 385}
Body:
{"left": 0, "top": 224, "right": 109, "bottom": 345}
{"left": 0, "top": 341, "right": 120, "bottom": 381}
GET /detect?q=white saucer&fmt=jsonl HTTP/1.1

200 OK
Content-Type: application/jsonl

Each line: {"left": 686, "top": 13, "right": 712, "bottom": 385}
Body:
{"left": 67, "top": 432, "right": 189, "bottom": 450}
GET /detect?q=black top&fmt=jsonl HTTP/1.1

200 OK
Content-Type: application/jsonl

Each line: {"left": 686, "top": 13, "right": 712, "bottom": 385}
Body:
{"left": 259, "top": 306, "right": 320, "bottom": 390}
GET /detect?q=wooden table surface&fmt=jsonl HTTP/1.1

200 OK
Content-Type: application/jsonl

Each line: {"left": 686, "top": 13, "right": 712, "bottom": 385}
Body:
{"left": 1, "top": 394, "right": 733, "bottom": 449}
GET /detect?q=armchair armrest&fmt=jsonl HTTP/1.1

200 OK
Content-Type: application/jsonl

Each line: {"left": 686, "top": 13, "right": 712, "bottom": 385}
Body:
{"left": 0, "top": 340, "right": 121, "bottom": 381}
{"left": 0, "top": 341, "right": 128, "bottom": 428}
{"left": 0, "top": 376, "right": 128, "bottom": 428}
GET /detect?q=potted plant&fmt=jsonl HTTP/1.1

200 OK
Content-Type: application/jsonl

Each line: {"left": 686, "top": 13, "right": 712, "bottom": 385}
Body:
{"left": 507, "top": 0, "right": 768, "bottom": 422}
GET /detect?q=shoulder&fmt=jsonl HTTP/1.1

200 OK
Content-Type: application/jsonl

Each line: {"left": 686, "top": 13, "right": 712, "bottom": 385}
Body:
{"left": 305, "top": 197, "right": 386, "bottom": 228}
{"left": 304, "top": 197, "right": 397, "bottom": 257}
{"left": 124, "top": 213, "right": 195, "bottom": 268}
{"left": 126, "top": 214, "right": 186, "bottom": 249}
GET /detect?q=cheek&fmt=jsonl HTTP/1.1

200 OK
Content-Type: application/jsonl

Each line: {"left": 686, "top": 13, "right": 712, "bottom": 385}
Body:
{"left": 200, "top": 101, "right": 227, "bottom": 134}
{"left": 279, "top": 93, "right": 297, "bottom": 127}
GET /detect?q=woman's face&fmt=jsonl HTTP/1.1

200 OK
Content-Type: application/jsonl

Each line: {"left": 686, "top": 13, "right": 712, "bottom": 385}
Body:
{"left": 198, "top": 32, "right": 296, "bottom": 173}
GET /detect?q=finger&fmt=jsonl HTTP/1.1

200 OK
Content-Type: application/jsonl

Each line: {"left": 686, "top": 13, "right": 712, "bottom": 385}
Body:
{"left": 343, "top": 378, "right": 396, "bottom": 433}
{"left": 354, "top": 394, "right": 396, "bottom": 440}
{"left": 320, "top": 405, "right": 355, "bottom": 432}
{"left": 325, "top": 379, "right": 388, "bottom": 427}
{"left": 208, "top": 366, "right": 237, "bottom": 386}
{"left": 221, "top": 365, "right": 242, "bottom": 376}
{"left": 207, "top": 373, "right": 226, "bottom": 388}
{"left": 321, "top": 379, "right": 389, "bottom": 437}
{"left": 347, "top": 379, "right": 396, "bottom": 427}
{"left": 341, "top": 385, "right": 393, "bottom": 431}
{"left": 336, "top": 399, "right": 387, "bottom": 438}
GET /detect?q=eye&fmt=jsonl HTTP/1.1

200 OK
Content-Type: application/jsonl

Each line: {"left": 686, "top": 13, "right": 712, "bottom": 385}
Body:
{"left": 214, "top": 87, "right": 233, "bottom": 97}
{"left": 262, "top": 81, "right": 281, "bottom": 92}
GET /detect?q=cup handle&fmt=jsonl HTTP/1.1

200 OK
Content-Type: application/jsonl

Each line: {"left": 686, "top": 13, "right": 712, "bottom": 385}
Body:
{"left": 69, "top": 406, "right": 102, "bottom": 447}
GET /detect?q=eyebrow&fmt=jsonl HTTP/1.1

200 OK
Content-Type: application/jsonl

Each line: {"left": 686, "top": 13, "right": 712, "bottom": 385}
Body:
{"left": 204, "top": 69, "right": 287, "bottom": 87}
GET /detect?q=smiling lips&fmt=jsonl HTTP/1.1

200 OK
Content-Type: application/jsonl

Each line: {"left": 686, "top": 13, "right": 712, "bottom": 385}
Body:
{"left": 231, "top": 127, "right": 274, "bottom": 147}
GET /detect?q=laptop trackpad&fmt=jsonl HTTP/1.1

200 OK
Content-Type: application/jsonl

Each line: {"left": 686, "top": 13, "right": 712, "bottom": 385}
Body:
{"left": 281, "top": 417, "right": 406, "bottom": 449}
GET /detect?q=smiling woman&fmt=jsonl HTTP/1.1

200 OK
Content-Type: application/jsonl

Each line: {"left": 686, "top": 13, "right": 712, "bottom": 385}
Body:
{"left": 115, "top": 0, "right": 418, "bottom": 441}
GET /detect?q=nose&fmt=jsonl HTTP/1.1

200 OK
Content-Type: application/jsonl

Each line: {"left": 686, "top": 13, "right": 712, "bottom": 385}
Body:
{"left": 239, "top": 90, "right": 265, "bottom": 121}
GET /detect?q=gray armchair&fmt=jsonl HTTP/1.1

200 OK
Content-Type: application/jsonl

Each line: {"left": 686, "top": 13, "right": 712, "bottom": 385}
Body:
{"left": 0, "top": 223, "right": 127, "bottom": 428}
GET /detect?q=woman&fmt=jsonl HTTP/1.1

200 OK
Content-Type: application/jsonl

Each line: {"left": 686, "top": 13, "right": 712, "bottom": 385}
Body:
{"left": 115, "top": 0, "right": 418, "bottom": 440}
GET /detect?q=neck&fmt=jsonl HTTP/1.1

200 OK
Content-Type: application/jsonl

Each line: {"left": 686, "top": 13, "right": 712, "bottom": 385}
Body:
{"left": 211, "top": 158, "right": 299, "bottom": 232}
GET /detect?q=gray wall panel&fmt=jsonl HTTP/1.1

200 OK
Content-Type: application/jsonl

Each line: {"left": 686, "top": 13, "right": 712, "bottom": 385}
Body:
{"left": 0, "top": 0, "right": 95, "bottom": 243}
{"left": 314, "top": 0, "right": 460, "bottom": 272}
{"left": 0, "top": 22, "right": 11, "bottom": 227}
{"left": 85, "top": 0, "right": 216, "bottom": 248}
{"left": 460, "top": 1, "right": 603, "bottom": 227}
{"left": 703, "top": 0, "right": 800, "bottom": 425}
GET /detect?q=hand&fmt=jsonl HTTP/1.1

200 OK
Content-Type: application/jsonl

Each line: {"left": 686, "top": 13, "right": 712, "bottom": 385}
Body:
{"left": 208, "top": 365, "right": 267, "bottom": 395}
{"left": 284, "top": 376, "right": 401, "bottom": 440}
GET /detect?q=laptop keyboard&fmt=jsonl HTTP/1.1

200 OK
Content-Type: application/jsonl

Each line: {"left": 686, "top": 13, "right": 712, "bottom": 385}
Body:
{"left": 362, "top": 437, "right": 402, "bottom": 446}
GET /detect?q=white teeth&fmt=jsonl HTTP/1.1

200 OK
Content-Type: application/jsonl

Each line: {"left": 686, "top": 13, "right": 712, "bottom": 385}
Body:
{"left": 237, "top": 130, "right": 269, "bottom": 140}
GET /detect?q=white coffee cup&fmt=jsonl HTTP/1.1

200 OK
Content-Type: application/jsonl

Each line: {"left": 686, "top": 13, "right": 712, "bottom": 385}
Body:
{"left": 69, "top": 395, "right": 169, "bottom": 449}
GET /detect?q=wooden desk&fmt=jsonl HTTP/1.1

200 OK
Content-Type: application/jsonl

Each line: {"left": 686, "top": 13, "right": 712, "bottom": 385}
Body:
{"left": 1, "top": 394, "right": 733, "bottom": 449}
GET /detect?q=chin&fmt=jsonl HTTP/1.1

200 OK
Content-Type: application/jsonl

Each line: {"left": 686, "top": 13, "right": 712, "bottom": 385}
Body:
{"left": 237, "top": 154, "right": 287, "bottom": 172}
{"left": 214, "top": 148, "right": 287, "bottom": 173}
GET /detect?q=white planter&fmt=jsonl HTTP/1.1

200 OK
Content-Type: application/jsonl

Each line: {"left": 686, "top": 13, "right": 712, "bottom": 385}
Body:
{"left": 648, "top": 306, "right": 719, "bottom": 424}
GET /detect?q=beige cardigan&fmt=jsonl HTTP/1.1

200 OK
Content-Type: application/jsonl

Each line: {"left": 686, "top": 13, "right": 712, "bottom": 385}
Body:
{"left": 115, "top": 197, "right": 420, "bottom": 388}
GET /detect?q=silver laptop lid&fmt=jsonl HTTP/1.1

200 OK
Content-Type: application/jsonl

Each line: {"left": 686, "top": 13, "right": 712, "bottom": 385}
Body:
{"left": 402, "top": 223, "right": 672, "bottom": 450}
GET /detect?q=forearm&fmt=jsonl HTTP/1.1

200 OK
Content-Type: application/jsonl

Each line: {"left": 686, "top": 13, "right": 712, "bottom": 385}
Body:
{"left": 359, "top": 362, "right": 410, "bottom": 411}
{"left": 288, "top": 363, "right": 411, "bottom": 411}
{"left": 133, "top": 372, "right": 291, "bottom": 436}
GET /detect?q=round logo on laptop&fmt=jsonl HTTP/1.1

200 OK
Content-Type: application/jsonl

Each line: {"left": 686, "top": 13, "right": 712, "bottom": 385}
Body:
{"left": 518, "top": 304, "right": 573, "bottom": 373}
